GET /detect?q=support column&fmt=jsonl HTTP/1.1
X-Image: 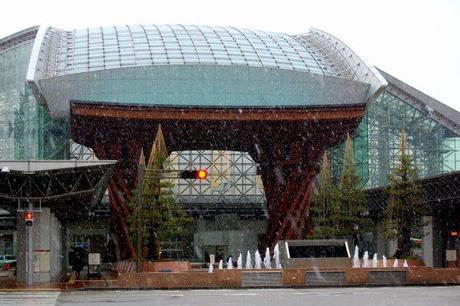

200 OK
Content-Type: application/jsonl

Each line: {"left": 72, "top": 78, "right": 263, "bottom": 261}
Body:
{"left": 94, "top": 141, "right": 138, "bottom": 260}
{"left": 16, "top": 212, "right": 27, "bottom": 283}
{"left": 374, "top": 222, "right": 386, "bottom": 256}
{"left": 423, "top": 216, "right": 443, "bottom": 267}
{"left": 422, "top": 216, "right": 434, "bottom": 267}
{"left": 62, "top": 226, "right": 69, "bottom": 272}
{"left": 260, "top": 142, "right": 321, "bottom": 247}
{"left": 13, "top": 231, "right": 17, "bottom": 256}
{"left": 16, "top": 208, "right": 63, "bottom": 283}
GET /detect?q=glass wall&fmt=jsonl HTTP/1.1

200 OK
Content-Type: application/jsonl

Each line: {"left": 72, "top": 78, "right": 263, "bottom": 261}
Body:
{"left": 54, "top": 25, "right": 326, "bottom": 77}
{"left": 329, "top": 114, "right": 369, "bottom": 187}
{"left": 331, "top": 89, "right": 460, "bottom": 189}
{"left": 442, "top": 137, "right": 460, "bottom": 172}
{"left": 38, "top": 64, "right": 367, "bottom": 113}
{"left": 0, "top": 42, "right": 68, "bottom": 160}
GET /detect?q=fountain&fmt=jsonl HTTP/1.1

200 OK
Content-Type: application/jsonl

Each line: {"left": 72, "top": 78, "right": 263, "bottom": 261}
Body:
{"left": 382, "top": 255, "right": 387, "bottom": 268}
{"left": 227, "top": 257, "right": 233, "bottom": 270}
{"left": 245, "top": 251, "right": 252, "bottom": 269}
{"left": 393, "top": 258, "right": 399, "bottom": 268}
{"left": 264, "top": 247, "right": 272, "bottom": 269}
{"left": 353, "top": 246, "right": 360, "bottom": 268}
{"left": 208, "top": 263, "right": 214, "bottom": 273}
{"left": 363, "top": 251, "right": 369, "bottom": 268}
{"left": 274, "top": 243, "right": 282, "bottom": 269}
{"left": 218, "top": 259, "right": 223, "bottom": 270}
{"left": 254, "top": 250, "right": 262, "bottom": 269}
{"left": 403, "top": 260, "right": 409, "bottom": 268}
{"left": 237, "top": 253, "right": 243, "bottom": 269}
{"left": 372, "top": 253, "right": 378, "bottom": 268}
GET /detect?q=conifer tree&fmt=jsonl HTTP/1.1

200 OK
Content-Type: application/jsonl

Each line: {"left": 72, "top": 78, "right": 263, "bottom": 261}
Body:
{"left": 311, "top": 134, "right": 369, "bottom": 239}
{"left": 335, "top": 134, "right": 370, "bottom": 238}
{"left": 128, "top": 125, "right": 193, "bottom": 260}
{"left": 311, "top": 152, "right": 339, "bottom": 238}
{"left": 384, "top": 130, "right": 426, "bottom": 258}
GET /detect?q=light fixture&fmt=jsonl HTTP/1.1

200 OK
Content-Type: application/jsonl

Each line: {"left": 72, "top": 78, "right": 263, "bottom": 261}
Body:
{"left": 1, "top": 166, "right": 10, "bottom": 173}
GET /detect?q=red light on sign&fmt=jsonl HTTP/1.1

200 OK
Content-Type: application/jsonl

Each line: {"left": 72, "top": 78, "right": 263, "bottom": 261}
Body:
{"left": 24, "top": 211, "right": 33, "bottom": 226}
{"left": 196, "top": 169, "right": 208, "bottom": 180}
{"left": 180, "top": 169, "right": 208, "bottom": 180}
{"left": 450, "top": 230, "right": 458, "bottom": 237}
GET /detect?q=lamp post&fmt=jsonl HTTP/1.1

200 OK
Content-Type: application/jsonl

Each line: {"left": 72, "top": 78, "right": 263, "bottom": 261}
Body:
{"left": 26, "top": 201, "right": 33, "bottom": 287}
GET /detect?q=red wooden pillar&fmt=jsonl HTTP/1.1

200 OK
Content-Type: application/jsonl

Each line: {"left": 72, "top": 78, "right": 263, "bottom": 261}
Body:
{"left": 261, "top": 141, "right": 321, "bottom": 248}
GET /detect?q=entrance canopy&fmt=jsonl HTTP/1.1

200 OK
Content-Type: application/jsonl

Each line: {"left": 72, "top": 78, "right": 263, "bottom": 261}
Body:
{"left": 0, "top": 160, "right": 116, "bottom": 219}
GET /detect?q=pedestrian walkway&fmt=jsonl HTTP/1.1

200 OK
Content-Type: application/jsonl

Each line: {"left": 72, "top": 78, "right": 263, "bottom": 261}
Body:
{"left": 0, "top": 291, "right": 60, "bottom": 305}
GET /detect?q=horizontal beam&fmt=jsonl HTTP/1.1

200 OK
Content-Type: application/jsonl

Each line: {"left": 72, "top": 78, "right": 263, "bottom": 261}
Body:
{"left": 71, "top": 103, "right": 365, "bottom": 122}
{"left": 0, "top": 189, "right": 96, "bottom": 201}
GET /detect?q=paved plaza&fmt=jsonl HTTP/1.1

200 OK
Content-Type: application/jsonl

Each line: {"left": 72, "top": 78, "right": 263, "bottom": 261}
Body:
{"left": 1, "top": 286, "right": 459, "bottom": 306}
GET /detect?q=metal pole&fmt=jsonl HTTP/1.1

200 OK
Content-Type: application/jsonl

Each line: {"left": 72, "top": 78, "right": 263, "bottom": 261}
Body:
{"left": 27, "top": 201, "right": 33, "bottom": 287}
{"left": 136, "top": 163, "right": 145, "bottom": 273}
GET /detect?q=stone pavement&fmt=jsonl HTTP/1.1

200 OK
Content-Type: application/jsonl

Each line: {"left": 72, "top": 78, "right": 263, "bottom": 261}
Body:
{"left": 0, "top": 291, "right": 60, "bottom": 305}
{"left": 0, "top": 287, "right": 454, "bottom": 306}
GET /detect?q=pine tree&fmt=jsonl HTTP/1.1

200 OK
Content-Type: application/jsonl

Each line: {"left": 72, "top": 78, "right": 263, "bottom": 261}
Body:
{"left": 335, "top": 134, "right": 370, "bottom": 238}
{"left": 311, "top": 134, "right": 369, "bottom": 239}
{"left": 311, "top": 152, "right": 340, "bottom": 238}
{"left": 128, "top": 125, "right": 193, "bottom": 260}
{"left": 384, "top": 129, "right": 426, "bottom": 258}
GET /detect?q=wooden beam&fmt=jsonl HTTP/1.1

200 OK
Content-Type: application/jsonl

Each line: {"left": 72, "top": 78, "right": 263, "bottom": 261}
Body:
{"left": 71, "top": 103, "right": 365, "bottom": 122}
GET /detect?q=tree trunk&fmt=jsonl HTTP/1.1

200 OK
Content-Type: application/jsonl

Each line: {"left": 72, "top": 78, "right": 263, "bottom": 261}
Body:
{"left": 398, "top": 218, "right": 412, "bottom": 258}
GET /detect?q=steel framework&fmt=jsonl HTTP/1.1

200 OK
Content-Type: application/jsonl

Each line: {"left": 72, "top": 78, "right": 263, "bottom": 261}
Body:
{"left": 1, "top": 40, "right": 69, "bottom": 162}
{"left": 329, "top": 71, "right": 460, "bottom": 189}
{"left": 165, "top": 150, "right": 265, "bottom": 205}
{"left": 364, "top": 90, "right": 459, "bottom": 188}
{"left": 0, "top": 160, "right": 115, "bottom": 219}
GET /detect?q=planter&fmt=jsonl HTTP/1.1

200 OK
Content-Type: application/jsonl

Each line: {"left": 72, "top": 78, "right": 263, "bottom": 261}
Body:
{"left": 142, "top": 261, "right": 191, "bottom": 272}
{"left": 405, "top": 259, "right": 425, "bottom": 267}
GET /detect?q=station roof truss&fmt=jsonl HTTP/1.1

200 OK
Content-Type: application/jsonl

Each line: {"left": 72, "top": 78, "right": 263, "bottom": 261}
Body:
{"left": 0, "top": 160, "right": 116, "bottom": 217}
{"left": 165, "top": 150, "right": 266, "bottom": 206}
{"left": 377, "top": 68, "right": 460, "bottom": 136}
{"left": 0, "top": 26, "right": 38, "bottom": 54}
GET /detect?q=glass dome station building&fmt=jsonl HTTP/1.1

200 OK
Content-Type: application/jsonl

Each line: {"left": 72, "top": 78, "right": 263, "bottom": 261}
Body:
{"left": 1, "top": 25, "right": 459, "bottom": 268}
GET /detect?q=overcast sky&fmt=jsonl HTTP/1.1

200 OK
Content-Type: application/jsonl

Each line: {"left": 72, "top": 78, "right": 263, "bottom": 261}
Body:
{"left": 1, "top": 0, "right": 459, "bottom": 112}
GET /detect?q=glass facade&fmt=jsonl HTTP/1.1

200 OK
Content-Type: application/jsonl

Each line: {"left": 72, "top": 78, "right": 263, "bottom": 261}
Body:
{"left": 442, "top": 137, "right": 460, "bottom": 172}
{"left": 0, "top": 41, "right": 68, "bottom": 160}
{"left": 329, "top": 115, "right": 369, "bottom": 187}
{"left": 334, "top": 89, "right": 460, "bottom": 189}
{"left": 38, "top": 64, "right": 367, "bottom": 111}
{"left": 50, "top": 25, "right": 328, "bottom": 77}
{"left": 33, "top": 25, "right": 373, "bottom": 118}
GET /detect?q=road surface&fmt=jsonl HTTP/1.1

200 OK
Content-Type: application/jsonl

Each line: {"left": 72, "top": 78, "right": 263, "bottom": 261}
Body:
{"left": 0, "top": 286, "right": 459, "bottom": 305}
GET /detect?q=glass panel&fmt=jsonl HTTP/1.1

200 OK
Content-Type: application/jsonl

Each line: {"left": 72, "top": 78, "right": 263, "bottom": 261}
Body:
{"left": 330, "top": 89, "right": 460, "bottom": 188}
{"left": 52, "top": 25, "right": 326, "bottom": 79}
{"left": 0, "top": 43, "right": 68, "bottom": 160}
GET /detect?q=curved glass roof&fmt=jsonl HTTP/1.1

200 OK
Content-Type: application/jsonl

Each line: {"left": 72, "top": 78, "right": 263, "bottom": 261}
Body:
{"left": 26, "top": 25, "right": 387, "bottom": 119}
{"left": 46, "top": 24, "right": 330, "bottom": 77}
